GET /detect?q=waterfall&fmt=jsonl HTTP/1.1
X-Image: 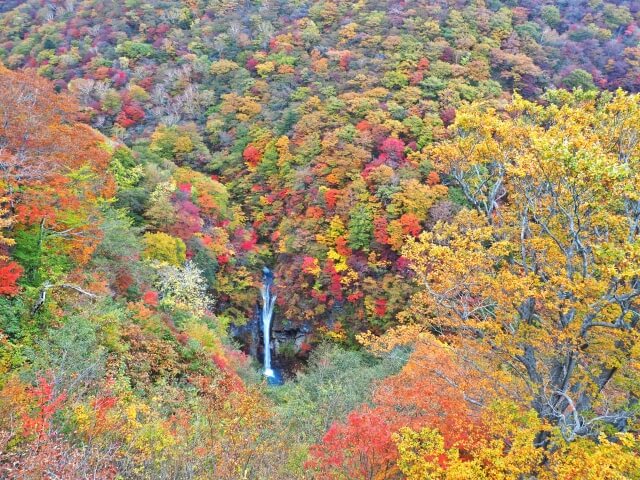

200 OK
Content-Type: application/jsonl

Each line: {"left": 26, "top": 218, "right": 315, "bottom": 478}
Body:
{"left": 260, "top": 267, "right": 276, "bottom": 377}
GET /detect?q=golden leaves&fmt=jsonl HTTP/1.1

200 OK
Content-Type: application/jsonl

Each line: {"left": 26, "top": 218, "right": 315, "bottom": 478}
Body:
{"left": 401, "top": 91, "right": 640, "bottom": 444}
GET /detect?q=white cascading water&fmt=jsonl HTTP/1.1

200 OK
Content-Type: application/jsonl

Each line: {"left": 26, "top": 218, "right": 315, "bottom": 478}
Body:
{"left": 260, "top": 267, "right": 276, "bottom": 377}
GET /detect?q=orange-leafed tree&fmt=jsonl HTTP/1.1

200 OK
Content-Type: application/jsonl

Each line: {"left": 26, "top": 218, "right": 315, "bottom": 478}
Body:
{"left": 0, "top": 65, "right": 114, "bottom": 265}
{"left": 0, "top": 64, "right": 110, "bottom": 191}
{"left": 308, "top": 332, "right": 509, "bottom": 479}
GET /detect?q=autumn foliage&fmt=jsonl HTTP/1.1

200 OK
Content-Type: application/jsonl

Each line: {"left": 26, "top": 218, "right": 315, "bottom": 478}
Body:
{"left": 0, "top": 261, "right": 22, "bottom": 296}
{"left": 1, "top": 1, "right": 640, "bottom": 478}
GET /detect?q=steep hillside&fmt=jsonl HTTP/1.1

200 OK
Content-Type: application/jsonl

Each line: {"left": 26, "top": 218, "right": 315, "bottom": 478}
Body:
{"left": 2, "top": 0, "right": 640, "bottom": 334}
{"left": 1, "top": 1, "right": 640, "bottom": 478}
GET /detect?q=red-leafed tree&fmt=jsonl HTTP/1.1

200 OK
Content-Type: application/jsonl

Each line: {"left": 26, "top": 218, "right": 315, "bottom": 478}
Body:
{"left": 306, "top": 406, "right": 401, "bottom": 480}
{"left": 22, "top": 376, "right": 67, "bottom": 441}
{"left": 0, "top": 261, "right": 22, "bottom": 296}
{"left": 243, "top": 145, "right": 262, "bottom": 168}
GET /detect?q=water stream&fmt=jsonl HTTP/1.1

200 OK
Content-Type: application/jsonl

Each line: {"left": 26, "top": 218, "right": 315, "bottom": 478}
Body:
{"left": 260, "top": 267, "right": 276, "bottom": 378}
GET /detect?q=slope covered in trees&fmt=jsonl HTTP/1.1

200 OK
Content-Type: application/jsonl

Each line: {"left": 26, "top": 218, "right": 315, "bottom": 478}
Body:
{"left": 0, "top": 0, "right": 639, "bottom": 478}
{"left": 3, "top": 0, "right": 640, "bottom": 333}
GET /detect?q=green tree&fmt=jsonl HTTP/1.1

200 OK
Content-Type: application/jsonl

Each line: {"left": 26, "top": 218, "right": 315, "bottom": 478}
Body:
{"left": 541, "top": 6, "right": 561, "bottom": 29}
{"left": 562, "top": 69, "right": 596, "bottom": 91}
{"left": 347, "top": 205, "right": 374, "bottom": 250}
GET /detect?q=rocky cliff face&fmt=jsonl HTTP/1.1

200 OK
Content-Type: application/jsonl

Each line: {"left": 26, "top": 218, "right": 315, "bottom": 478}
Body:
{"left": 230, "top": 309, "right": 313, "bottom": 379}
